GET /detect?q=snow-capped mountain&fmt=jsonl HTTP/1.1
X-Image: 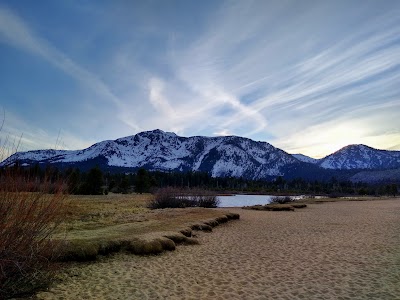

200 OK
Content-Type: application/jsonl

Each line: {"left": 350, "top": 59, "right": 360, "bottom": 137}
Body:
{"left": 1, "top": 130, "right": 399, "bottom": 182}
{"left": 318, "top": 144, "right": 400, "bottom": 170}
{"left": 0, "top": 130, "right": 300, "bottom": 180}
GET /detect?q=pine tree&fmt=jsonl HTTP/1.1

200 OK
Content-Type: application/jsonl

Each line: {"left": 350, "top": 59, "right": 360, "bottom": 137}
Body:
{"left": 80, "top": 166, "right": 103, "bottom": 195}
{"left": 135, "top": 168, "right": 150, "bottom": 194}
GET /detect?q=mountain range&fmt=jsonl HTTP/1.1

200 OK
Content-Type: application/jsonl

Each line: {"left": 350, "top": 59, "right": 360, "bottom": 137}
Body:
{"left": 1, "top": 129, "right": 400, "bottom": 183}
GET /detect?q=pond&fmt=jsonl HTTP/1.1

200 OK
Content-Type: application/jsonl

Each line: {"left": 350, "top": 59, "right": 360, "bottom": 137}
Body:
{"left": 217, "top": 194, "right": 305, "bottom": 207}
{"left": 217, "top": 194, "right": 272, "bottom": 207}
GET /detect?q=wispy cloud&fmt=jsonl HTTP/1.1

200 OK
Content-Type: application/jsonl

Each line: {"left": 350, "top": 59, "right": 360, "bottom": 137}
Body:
{"left": 156, "top": 1, "right": 400, "bottom": 156}
{"left": 0, "top": 4, "right": 149, "bottom": 139}
{"left": 148, "top": 77, "right": 175, "bottom": 117}
{"left": 0, "top": 1, "right": 399, "bottom": 158}
{"left": 0, "top": 5, "right": 142, "bottom": 150}
{"left": 0, "top": 6, "right": 123, "bottom": 107}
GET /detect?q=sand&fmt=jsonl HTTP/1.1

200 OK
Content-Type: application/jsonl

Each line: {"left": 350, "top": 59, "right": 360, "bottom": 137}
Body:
{"left": 37, "top": 199, "right": 400, "bottom": 300}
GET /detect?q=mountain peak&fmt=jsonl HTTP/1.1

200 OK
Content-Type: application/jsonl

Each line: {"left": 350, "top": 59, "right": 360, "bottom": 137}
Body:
{"left": 339, "top": 144, "right": 372, "bottom": 152}
{"left": 319, "top": 144, "right": 400, "bottom": 170}
{"left": 1, "top": 130, "right": 399, "bottom": 182}
{"left": 140, "top": 129, "right": 177, "bottom": 137}
{"left": 0, "top": 130, "right": 299, "bottom": 180}
{"left": 144, "top": 129, "right": 177, "bottom": 136}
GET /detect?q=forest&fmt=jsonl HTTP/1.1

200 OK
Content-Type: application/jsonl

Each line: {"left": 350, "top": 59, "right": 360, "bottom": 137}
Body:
{"left": 2, "top": 163, "right": 397, "bottom": 197}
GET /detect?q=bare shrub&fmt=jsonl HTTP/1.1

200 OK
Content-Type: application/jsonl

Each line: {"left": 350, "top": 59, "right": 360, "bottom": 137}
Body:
{"left": 269, "top": 195, "right": 295, "bottom": 204}
{"left": 0, "top": 170, "right": 67, "bottom": 298}
{"left": 148, "top": 187, "right": 196, "bottom": 209}
{"left": 149, "top": 187, "right": 219, "bottom": 209}
{"left": 195, "top": 192, "right": 220, "bottom": 208}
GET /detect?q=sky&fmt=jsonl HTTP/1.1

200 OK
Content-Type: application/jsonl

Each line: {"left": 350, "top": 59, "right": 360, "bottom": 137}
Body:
{"left": 0, "top": 0, "right": 399, "bottom": 159}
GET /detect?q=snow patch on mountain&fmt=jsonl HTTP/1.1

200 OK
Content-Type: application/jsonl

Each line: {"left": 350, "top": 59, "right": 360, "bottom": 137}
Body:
{"left": 0, "top": 130, "right": 299, "bottom": 180}
{"left": 318, "top": 144, "right": 400, "bottom": 170}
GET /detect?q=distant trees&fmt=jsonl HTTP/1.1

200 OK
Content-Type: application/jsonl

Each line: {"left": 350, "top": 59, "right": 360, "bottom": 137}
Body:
{"left": 135, "top": 168, "right": 150, "bottom": 194}
{"left": 78, "top": 166, "right": 103, "bottom": 195}
{"left": 66, "top": 168, "right": 80, "bottom": 194}
{"left": 119, "top": 175, "right": 131, "bottom": 193}
{"left": 386, "top": 184, "right": 398, "bottom": 197}
{"left": 1, "top": 164, "right": 398, "bottom": 197}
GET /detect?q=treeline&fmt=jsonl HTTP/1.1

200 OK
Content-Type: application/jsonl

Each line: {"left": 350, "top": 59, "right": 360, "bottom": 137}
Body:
{"left": 0, "top": 163, "right": 398, "bottom": 196}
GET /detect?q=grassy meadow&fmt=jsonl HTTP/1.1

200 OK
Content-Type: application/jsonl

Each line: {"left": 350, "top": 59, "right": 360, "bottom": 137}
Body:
{"left": 55, "top": 193, "right": 239, "bottom": 261}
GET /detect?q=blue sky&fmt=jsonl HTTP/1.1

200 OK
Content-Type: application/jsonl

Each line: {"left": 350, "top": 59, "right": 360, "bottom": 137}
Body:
{"left": 0, "top": 0, "right": 399, "bottom": 159}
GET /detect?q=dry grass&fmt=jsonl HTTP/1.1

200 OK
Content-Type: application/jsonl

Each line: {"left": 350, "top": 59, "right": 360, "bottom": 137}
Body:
{"left": 55, "top": 193, "right": 238, "bottom": 260}
{"left": 0, "top": 176, "right": 67, "bottom": 298}
{"left": 62, "top": 193, "right": 151, "bottom": 230}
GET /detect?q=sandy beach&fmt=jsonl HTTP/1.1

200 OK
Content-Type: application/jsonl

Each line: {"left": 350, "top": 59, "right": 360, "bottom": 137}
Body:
{"left": 37, "top": 199, "right": 400, "bottom": 300}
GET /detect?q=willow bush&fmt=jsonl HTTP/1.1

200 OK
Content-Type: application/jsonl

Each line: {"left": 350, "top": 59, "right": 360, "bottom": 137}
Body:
{"left": 0, "top": 170, "right": 67, "bottom": 298}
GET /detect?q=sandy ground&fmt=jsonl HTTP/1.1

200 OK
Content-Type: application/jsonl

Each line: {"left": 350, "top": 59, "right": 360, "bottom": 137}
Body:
{"left": 37, "top": 199, "right": 400, "bottom": 300}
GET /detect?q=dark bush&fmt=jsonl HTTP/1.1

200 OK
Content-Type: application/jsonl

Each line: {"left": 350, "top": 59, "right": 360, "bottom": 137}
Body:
{"left": 148, "top": 187, "right": 195, "bottom": 209}
{"left": 291, "top": 204, "right": 307, "bottom": 209}
{"left": 197, "top": 194, "right": 220, "bottom": 208}
{"left": 149, "top": 187, "right": 219, "bottom": 209}
{"left": 328, "top": 193, "right": 341, "bottom": 198}
{"left": 270, "top": 195, "right": 295, "bottom": 204}
{"left": 243, "top": 204, "right": 294, "bottom": 211}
